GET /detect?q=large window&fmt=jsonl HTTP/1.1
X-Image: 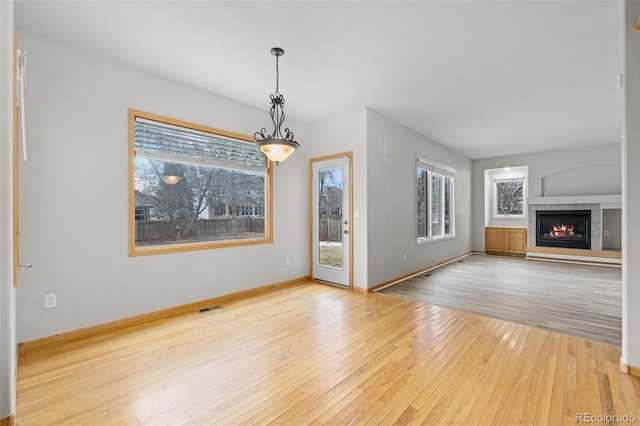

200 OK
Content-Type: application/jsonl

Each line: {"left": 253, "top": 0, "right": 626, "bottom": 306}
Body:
{"left": 417, "top": 156, "right": 455, "bottom": 243}
{"left": 129, "top": 110, "right": 272, "bottom": 256}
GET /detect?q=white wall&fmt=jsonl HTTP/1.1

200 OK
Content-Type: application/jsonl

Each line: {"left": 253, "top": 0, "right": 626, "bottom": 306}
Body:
{"left": 471, "top": 143, "right": 622, "bottom": 251}
{"left": 366, "top": 109, "right": 472, "bottom": 288}
{"left": 16, "top": 31, "right": 310, "bottom": 342}
{"left": 541, "top": 164, "right": 621, "bottom": 197}
{"left": 0, "top": 1, "right": 16, "bottom": 419}
{"left": 308, "top": 109, "right": 368, "bottom": 288}
{"left": 622, "top": 0, "right": 640, "bottom": 370}
{"left": 603, "top": 209, "right": 622, "bottom": 250}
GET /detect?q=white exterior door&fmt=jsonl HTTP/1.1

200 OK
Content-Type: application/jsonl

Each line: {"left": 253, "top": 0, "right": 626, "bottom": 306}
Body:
{"left": 311, "top": 154, "right": 351, "bottom": 287}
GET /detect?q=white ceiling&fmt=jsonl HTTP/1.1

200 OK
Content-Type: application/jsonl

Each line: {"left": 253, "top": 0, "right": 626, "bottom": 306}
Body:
{"left": 15, "top": 0, "right": 623, "bottom": 160}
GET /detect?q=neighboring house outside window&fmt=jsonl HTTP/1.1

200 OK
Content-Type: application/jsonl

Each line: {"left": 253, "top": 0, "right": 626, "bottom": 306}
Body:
{"left": 417, "top": 156, "right": 456, "bottom": 244}
{"left": 320, "top": 187, "right": 342, "bottom": 214}
{"left": 129, "top": 110, "right": 273, "bottom": 256}
{"left": 135, "top": 207, "right": 149, "bottom": 222}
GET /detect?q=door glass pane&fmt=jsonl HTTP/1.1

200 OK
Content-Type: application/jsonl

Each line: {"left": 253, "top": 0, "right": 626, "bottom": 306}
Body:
{"left": 318, "top": 167, "right": 343, "bottom": 268}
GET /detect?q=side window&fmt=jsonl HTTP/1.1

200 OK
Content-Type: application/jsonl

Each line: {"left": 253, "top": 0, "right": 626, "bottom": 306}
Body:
{"left": 491, "top": 169, "right": 527, "bottom": 218}
{"left": 417, "top": 156, "right": 455, "bottom": 243}
{"left": 417, "top": 168, "right": 429, "bottom": 241}
{"left": 495, "top": 178, "right": 524, "bottom": 216}
{"left": 129, "top": 110, "right": 272, "bottom": 256}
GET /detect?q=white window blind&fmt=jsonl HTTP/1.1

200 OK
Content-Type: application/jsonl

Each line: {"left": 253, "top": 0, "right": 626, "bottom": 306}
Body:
{"left": 416, "top": 155, "right": 456, "bottom": 177}
{"left": 493, "top": 177, "right": 525, "bottom": 184}
{"left": 134, "top": 117, "right": 266, "bottom": 173}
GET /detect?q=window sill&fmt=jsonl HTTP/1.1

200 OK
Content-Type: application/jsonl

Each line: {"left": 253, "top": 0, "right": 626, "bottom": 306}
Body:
{"left": 417, "top": 235, "right": 456, "bottom": 245}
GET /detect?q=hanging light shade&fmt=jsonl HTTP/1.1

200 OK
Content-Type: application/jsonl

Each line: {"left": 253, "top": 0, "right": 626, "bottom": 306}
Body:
{"left": 254, "top": 47, "right": 300, "bottom": 165}
{"left": 161, "top": 175, "right": 182, "bottom": 185}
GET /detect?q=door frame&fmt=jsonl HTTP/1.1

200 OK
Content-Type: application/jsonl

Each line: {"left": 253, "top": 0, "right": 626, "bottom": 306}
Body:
{"left": 309, "top": 152, "right": 354, "bottom": 288}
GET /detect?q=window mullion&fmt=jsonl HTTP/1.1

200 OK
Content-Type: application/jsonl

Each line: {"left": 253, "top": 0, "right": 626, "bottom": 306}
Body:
{"left": 450, "top": 178, "right": 455, "bottom": 236}
{"left": 427, "top": 170, "right": 432, "bottom": 240}
{"left": 440, "top": 174, "right": 445, "bottom": 238}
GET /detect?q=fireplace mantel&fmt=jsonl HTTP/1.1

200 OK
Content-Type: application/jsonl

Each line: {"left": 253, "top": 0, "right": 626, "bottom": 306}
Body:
{"left": 528, "top": 194, "right": 621, "bottom": 208}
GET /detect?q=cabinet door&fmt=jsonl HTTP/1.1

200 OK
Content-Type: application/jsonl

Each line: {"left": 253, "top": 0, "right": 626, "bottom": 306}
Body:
{"left": 485, "top": 228, "right": 505, "bottom": 254}
{"left": 505, "top": 228, "right": 527, "bottom": 255}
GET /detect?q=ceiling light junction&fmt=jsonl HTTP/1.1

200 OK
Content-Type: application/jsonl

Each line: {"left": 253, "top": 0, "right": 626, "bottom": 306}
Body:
{"left": 254, "top": 47, "right": 300, "bottom": 165}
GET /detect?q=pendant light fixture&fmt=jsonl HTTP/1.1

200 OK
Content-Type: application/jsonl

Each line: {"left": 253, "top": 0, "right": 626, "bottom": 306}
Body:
{"left": 160, "top": 175, "right": 182, "bottom": 185}
{"left": 254, "top": 47, "right": 299, "bottom": 165}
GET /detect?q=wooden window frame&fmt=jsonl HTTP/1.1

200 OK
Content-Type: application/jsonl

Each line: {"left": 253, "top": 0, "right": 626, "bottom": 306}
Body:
{"left": 128, "top": 109, "right": 273, "bottom": 256}
{"left": 13, "top": 34, "right": 19, "bottom": 286}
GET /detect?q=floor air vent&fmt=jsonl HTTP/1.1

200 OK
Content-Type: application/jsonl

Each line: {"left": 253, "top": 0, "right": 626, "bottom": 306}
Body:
{"left": 198, "top": 305, "right": 222, "bottom": 313}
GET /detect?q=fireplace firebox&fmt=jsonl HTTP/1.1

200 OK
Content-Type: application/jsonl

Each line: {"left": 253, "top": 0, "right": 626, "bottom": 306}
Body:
{"left": 536, "top": 210, "right": 591, "bottom": 250}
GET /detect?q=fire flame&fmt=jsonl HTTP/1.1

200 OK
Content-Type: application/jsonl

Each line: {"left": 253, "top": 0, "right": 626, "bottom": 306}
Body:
{"left": 550, "top": 224, "right": 574, "bottom": 238}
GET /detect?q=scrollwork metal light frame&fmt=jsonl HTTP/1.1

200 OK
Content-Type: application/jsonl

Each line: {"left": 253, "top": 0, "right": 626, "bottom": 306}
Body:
{"left": 254, "top": 47, "right": 300, "bottom": 165}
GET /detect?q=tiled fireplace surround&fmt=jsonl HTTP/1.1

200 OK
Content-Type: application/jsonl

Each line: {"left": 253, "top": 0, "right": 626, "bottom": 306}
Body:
{"left": 528, "top": 203, "right": 602, "bottom": 250}
{"left": 527, "top": 195, "right": 621, "bottom": 259}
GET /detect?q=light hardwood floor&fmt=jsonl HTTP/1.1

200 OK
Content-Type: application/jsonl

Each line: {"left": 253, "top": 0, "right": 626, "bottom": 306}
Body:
{"left": 381, "top": 254, "right": 622, "bottom": 346}
{"left": 17, "top": 283, "right": 640, "bottom": 425}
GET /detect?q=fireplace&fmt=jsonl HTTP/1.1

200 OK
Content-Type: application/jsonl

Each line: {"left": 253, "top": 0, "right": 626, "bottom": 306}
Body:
{"left": 536, "top": 210, "right": 591, "bottom": 249}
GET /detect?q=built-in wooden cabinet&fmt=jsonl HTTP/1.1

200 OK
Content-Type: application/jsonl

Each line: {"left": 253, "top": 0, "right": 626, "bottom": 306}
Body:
{"left": 505, "top": 227, "right": 527, "bottom": 256}
{"left": 485, "top": 227, "right": 505, "bottom": 254}
{"left": 485, "top": 227, "right": 527, "bottom": 257}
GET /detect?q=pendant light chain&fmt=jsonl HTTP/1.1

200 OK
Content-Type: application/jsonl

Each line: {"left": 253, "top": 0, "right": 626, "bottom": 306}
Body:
{"left": 275, "top": 53, "right": 280, "bottom": 95}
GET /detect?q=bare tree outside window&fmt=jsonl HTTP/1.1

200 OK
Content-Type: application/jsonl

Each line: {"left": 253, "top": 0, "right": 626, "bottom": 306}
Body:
{"left": 495, "top": 178, "right": 524, "bottom": 215}
{"left": 317, "top": 168, "right": 343, "bottom": 268}
{"left": 444, "top": 176, "right": 452, "bottom": 234}
{"left": 416, "top": 169, "right": 428, "bottom": 240}
{"left": 135, "top": 158, "right": 265, "bottom": 244}
{"left": 431, "top": 173, "right": 443, "bottom": 237}
{"left": 318, "top": 169, "right": 338, "bottom": 215}
{"left": 129, "top": 110, "right": 272, "bottom": 256}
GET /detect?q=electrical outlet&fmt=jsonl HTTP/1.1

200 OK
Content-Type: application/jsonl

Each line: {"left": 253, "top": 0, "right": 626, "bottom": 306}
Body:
{"left": 403, "top": 254, "right": 407, "bottom": 262}
{"left": 285, "top": 257, "right": 290, "bottom": 266}
{"left": 44, "top": 294, "right": 56, "bottom": 309}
